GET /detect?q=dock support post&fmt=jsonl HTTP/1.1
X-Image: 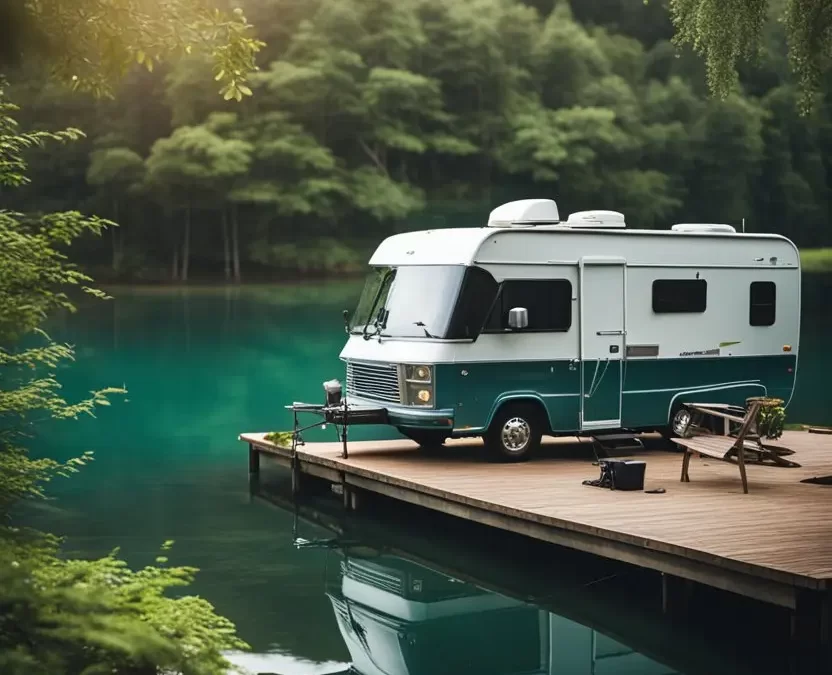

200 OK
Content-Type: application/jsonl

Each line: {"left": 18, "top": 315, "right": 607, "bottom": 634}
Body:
{"left": 792, "top": 589, "right": 830, "bottom": 645}
{"left": 791, "top": 590, "right": 831, "bottom": 673}
{"left": 346, "top": 487, "right": 360, "bottom": 511}
{"left": 247, "top": 443, "right": 260, "bottom": 500}
{"left": 661, "top": 573, "right": 692, "bottom": 618}
{"left": 248, "top": 444, "right": 260, "bottom": 476}
{"left": 291, "top": 453, "right": 301, "bottom": 496}
{"left": 340, "top": 475, "right": 359, "bottom": 512}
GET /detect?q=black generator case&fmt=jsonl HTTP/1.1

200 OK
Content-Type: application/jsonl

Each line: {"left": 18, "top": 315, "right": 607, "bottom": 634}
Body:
{"left": 599, "top": 459, "right": 646, "bottom": 491}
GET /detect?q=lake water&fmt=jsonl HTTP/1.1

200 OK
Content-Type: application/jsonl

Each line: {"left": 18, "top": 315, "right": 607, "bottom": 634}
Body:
{"left": 26, "top": 275, "right": 832, "bottom": 675}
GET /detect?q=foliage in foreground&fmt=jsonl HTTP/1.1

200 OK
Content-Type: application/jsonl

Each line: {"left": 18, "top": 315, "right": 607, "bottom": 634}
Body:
{"left": 0, "top": 83, "right": 248, "bottom": 674}
{"left": 0, "top": 0, "right": 264, "bottom": 102}
{"left": 669, "top": 0, "right": 832, "bottom": 110}
{"left": 0, "top": 536, "right": 246, "bottom": 675}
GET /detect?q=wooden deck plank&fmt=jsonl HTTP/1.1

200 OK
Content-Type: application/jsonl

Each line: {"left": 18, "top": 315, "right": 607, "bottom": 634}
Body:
{"left": 241, "top": 430, "right": 832, "bottom": 601}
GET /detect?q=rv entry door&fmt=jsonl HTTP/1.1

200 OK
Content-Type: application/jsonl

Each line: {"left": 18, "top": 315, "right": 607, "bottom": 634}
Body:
{"left": 579, "top": 257, "right": 626, "bottom": 431}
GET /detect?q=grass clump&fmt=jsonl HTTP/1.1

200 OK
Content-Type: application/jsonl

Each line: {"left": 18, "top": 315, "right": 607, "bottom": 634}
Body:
{"left": 800, "top": 248, "right": 832, "bottom": 273}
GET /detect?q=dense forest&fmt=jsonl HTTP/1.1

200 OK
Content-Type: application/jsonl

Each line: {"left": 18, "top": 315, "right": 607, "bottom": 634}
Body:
{"left": 5, "top": 0, "right": 832, "bottom": 282}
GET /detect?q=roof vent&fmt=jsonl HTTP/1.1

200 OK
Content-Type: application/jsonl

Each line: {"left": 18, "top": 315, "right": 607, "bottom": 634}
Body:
{"left": 565, "top": 210, "right": 626, "bottom": 229}
{"left": 488, "top": 199, "right": 560, "bottom": 228}
{"left": 671, "top": 223, "right": 736, "bottom": 233}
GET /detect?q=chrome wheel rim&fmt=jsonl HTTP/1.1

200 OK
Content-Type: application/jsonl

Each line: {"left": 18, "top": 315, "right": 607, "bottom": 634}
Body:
{"left": 501, "top": 417, "right": 531, "bottom": 453}
{"left": 672, "top": 409, "right": 691, "bottom": 436}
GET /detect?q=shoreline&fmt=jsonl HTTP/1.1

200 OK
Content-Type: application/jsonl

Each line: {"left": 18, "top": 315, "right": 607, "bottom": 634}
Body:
{"left": 96, "top": 277, "right": 365, "bottom": 291}
{"left": 85, "top": 265, "right": 832, "bottom": 287}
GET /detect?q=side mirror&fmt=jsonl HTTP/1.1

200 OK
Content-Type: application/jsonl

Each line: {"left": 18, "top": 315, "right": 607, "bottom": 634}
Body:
{"left": 507, "top": 307, "right": 529, "bottom": 330}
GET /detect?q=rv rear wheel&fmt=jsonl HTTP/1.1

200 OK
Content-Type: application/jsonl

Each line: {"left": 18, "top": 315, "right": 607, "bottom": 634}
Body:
{"left": 485, "top": 403, "right": 544, "bottom": 462}
{"left": 667, "top": 405, "right": 724, "bottom": 439}
{"left": 672, "top": 407, "right": 692, "bottom": 436}
{"left": 401, "top": 429, "right": 449, "bottom": 450}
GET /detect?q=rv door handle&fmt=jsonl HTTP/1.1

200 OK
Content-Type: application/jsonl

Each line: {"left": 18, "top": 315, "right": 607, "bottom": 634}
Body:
{"left": 596, "top": 330, "right": 625, "bottom": 336}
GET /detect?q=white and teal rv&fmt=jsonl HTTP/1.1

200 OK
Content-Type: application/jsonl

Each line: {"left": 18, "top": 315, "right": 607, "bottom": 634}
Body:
{"left": 341, "top": 199, "right": 800, "bottom": 461}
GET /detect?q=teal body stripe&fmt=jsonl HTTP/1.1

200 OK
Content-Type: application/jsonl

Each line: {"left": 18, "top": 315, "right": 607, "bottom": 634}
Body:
{"left": 435, "top": 355, "right": 796, "bottom": 434}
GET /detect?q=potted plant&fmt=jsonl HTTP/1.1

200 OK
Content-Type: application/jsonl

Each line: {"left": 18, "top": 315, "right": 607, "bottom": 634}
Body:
{"left": 747, "top": 396, "right": 786, "bottom": 440}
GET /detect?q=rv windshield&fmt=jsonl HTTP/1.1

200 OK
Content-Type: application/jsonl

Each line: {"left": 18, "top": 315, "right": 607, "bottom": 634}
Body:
{"left": 350, "top": 266, "right": 466, "bottom": 339}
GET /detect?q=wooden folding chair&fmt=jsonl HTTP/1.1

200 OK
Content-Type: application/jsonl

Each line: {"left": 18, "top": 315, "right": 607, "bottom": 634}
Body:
{"left": 673, "top": 399, "right": 764, "bottom": 494}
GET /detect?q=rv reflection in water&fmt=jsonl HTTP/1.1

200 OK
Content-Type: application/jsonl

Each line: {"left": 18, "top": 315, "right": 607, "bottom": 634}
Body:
{"left": 326, "top": 553, "right": 676, "bottom": 675}
{"left": 340, "top": 198, "right": 800, "bottom": 461}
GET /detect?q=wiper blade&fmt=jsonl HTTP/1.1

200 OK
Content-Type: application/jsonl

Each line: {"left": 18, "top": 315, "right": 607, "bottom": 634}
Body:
{"left": 362, "top": 271, "right": 394, "bottom": 341}
{"left": 414, "top": 321, "right": 435, "bottom": 338}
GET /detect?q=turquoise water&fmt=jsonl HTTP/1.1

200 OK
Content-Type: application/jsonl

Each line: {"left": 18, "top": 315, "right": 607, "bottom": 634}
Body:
{"left": 26, "top": 276, "right": 832, "bottom": 674}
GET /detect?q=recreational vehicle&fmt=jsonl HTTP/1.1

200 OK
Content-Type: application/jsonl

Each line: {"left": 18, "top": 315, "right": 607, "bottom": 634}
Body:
{"left": 341, "top": 199, "right": 800, "bottom": 461}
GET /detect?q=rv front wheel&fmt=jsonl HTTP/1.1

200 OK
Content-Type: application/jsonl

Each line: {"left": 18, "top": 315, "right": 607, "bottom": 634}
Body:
{"left": 485, "top": 403, "right": 543, "bottom": 462}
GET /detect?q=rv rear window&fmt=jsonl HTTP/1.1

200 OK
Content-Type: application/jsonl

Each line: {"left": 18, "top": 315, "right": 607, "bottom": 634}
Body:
{"left": 750, "top": 281, "right": 776, "bottom": 326}
{"left": 484, "top": 279, "right": 573, "bottom": 332}
{"left": 652, "top": 279, "right": 707, "bottom": 314}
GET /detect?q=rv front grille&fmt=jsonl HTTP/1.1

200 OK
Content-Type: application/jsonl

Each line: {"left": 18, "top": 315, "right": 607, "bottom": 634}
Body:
{"left": 343, "top": 559, "right": 404, "bottom": 595}
{"left": 345, "top": 361, "right": 401, "bottom": 404}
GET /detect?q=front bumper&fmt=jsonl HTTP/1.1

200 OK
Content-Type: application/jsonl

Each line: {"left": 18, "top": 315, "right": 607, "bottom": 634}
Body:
{"left": 347, "top": 396, "right": 455, "bottom": 431}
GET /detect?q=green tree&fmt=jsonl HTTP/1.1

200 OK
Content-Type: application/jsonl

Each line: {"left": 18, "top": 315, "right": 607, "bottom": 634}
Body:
{"left": 86, "top": 146, "right": 146, "bottom": 273}
{"left": 145, "top": 124, "right": 253, "bottom": 281}
{"left": 166, "top": 55, "right": 235, "bottom": 128}
{"left": 688, "top": 94, "right": 766, "bottom": 224}
{"left": 755, "top": 85, "right": 830, "bottom": 243}
{"left": 416, "top": 0, "right": 539, "bottom": 195}
{"left": 224, "top": 111, "right": 348, "bottom": 279}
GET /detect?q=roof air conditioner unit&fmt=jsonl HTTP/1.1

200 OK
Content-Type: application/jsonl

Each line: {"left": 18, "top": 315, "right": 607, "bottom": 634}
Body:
{"left": 565, "top": 210, "right": 626, "bottom": 229}
{"left": 671, "top": 223, "right": 736, "bottom": 233}
{"left": 488, "top": 199, "right": 560, "bottom": 228}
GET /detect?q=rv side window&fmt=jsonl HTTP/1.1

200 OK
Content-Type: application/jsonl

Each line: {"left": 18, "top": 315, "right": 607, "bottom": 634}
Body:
{"left": 652, "top": 279, "right": 707, "bottom": 313}
{"left": 485, "top": 280, "right": 572, "bottom": 332}
{"left": 750, "top": 281, "right": 776, "bottom": 326}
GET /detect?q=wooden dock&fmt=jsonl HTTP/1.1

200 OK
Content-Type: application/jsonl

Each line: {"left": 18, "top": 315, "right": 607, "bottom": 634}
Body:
{"left": 240, "top": 430, "right": 832, "bottom": 632}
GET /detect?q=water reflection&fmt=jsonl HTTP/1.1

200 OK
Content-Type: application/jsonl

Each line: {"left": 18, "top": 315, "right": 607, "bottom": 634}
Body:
{"left": 325, "top": 550, "right": 676, "bottom": 675}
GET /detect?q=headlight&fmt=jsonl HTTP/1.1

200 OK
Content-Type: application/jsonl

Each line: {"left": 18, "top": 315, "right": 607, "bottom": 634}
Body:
{"left": 403, "top": 365, "right": 434, "bottom": 407}
{"left": 405, "top": 365, "right": 432, "bottom": 383}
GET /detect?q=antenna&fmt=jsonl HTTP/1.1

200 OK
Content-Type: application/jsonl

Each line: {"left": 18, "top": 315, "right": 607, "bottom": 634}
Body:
{"left": 742, "top": 218, "right": 746, "bottom": 233}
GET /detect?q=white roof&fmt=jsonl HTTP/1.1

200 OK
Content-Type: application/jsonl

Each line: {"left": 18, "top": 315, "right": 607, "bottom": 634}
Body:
{"left": 367, "top": 200, "right": 799, "bottom": 267}
{"left": 368, "top": 228, "right": 491, "bottom": 266}
{"left": 367, "top": 226, "right": 799, "bottom": 268}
